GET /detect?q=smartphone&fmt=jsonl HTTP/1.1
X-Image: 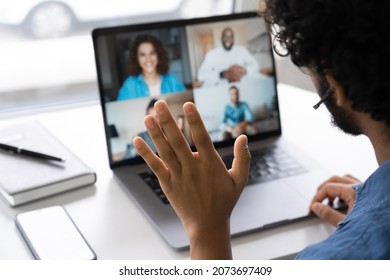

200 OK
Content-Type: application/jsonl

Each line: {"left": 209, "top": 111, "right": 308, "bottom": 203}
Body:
{"left": 15, "top": 205, "right": 97, "bottom": 260}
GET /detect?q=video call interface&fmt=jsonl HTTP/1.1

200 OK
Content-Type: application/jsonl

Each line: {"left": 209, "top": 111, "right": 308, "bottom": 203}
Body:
{"left": 95, "top": 15, "right": 280, "bottom": 163}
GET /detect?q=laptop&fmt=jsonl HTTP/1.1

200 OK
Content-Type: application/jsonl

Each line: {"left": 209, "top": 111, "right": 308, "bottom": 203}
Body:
{"left": 92, "top": 12, "right": 332, "bottom": 249}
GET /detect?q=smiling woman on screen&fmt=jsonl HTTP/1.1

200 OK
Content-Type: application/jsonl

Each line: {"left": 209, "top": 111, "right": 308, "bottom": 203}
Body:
{"left": 117, "top": 34, "right": 186, "bottom": 100}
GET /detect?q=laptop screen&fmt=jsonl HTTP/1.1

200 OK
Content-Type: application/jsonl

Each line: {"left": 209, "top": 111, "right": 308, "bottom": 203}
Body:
{"left": 92, "top": 12, "right": 281, "bottom": 166}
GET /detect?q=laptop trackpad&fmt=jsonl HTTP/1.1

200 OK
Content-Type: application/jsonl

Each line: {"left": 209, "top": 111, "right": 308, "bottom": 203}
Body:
{"left": 230, "top": 181, "right": 310, "bottom": 234}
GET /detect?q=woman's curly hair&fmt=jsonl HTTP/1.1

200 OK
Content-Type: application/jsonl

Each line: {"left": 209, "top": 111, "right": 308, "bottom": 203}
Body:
{"left": 128, "top": 34, "right": 170, "bottom": 76}
{"left": 263, "top": 0, "right": 390, "bottom": 126}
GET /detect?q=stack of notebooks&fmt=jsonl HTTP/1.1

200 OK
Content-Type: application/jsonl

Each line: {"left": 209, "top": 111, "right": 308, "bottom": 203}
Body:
{"left": 0, "top": 121, "right": 96, "bottom": 206}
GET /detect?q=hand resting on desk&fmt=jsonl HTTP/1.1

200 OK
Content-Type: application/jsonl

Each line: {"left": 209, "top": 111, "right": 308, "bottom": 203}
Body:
{"left": 310, "top": 175, "right": 360, "bottom": 227}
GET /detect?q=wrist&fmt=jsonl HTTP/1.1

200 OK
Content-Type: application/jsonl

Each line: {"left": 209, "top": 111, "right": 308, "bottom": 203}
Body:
{"left": 185, "top": 221, "right": 232, "bottom": 260}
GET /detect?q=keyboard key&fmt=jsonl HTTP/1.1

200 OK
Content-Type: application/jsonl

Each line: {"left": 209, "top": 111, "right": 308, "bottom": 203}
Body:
{"left": 223, "top": 146, "right": 306, "bottom": 185}
{"left": 139, "top": 171, "right": 170, "bottom": 204}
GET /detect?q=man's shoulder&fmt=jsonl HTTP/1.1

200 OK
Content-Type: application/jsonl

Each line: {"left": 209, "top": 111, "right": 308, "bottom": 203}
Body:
{"left": 223, "top": 103, "right": 233, "bottom": 111}
{"left": 206, "top": 46, "right": 224, "bottom": 56}
{"left": 238, "top": 101, "right": 250, "bottom": 107}
{"left": 232, "top": 45, "right": 250, "bottom": 52}
{"left": 296, "top": 214, "right": 390, "bottom": 259}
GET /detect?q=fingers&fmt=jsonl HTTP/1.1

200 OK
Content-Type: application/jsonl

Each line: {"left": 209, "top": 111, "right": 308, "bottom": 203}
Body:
{"left": 133, "top": 136, "right": 170, "bottom": 183}
{"left": 311, "top": 175, "right": 359, "bottom": 226}
{"left": 183, "top": 102, "right": 218, "bottom": 159}
{"left": 311, "top": 183, "right": 355, "bottom": 209}
{"left": 231, "top": 126, "right": 242, "bottom": 138}
{"left": 229, "top": 135, "right": 251, "bottom": 188}
{"left": 144, "top": 115, "right": 181, "bottom": 174}
{"left": 138, "top": 100, "right": 223, "bottom": 177}
{"left": 310, "top": 181, "right": 356, "bottom": 228}
{"left": 317, "top": 175, "right": 360, "bottom": 192}
{"left": 343, "top": 174, "right": 361, "bottom": 183}
{"left": 153, "top": 101, "right": 193, "bottom": 162}
{"left": 311, "top": 202, "right": 345, "bottom": 227}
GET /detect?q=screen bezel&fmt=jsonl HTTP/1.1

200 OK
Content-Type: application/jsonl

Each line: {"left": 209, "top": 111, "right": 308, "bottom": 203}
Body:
{"left": 92, "top": 11, "right": 282, "bottom": 168}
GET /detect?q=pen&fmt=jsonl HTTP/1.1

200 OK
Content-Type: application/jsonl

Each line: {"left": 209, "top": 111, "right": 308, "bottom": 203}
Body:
{"left": 0, "top": 143, "right": 66, "bottom": 162}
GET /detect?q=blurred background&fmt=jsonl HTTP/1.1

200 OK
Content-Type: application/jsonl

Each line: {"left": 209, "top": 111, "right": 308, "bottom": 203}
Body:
{"left": 0, "top": 0, "right": 314, "bottom": 115}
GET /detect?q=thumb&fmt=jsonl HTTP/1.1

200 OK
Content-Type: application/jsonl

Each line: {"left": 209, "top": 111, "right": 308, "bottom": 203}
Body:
{"left": 311, "top": 202, "right": 345, "bottom": 227}
{"left": 229, "top": 135, "right": 251, "bottom": 188}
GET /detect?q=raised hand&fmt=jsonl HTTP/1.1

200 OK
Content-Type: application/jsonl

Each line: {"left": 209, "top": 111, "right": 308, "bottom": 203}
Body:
{"left": 133, "top": 100, "right": 251, "bottom": 259}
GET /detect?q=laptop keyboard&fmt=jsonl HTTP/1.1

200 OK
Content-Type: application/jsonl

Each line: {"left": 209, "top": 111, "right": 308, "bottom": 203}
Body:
{"left": 139, "top": 171, "right": 170, "bottom": 204}
{"left": 139, "top": 146, "right": 306, "bottom": 204}
{"left": 222, "top": 146, "right": 307, "bottom": 185}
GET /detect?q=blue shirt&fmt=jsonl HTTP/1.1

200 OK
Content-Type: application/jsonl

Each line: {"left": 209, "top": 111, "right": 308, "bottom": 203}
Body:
{"left": 124, "top": 131, "right": 156, "bottom": 159}
{"left": 221, "top": 101, "right": 254, "bottom": 126}
{"left": 117, "top": 73, "right": 186, "bottom": 100}
{"left": 296, "top": 159, "right": 390, "bottom": 259}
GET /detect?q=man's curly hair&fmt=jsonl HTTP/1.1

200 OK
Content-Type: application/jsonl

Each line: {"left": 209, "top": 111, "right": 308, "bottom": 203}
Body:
{"left": 262, "top": 0, "right": 390, "bottom": 126}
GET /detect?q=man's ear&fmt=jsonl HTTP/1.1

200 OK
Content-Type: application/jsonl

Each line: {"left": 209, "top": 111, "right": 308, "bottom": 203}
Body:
{"left": 326, "top": 74, "right": 347, "bottom": 107}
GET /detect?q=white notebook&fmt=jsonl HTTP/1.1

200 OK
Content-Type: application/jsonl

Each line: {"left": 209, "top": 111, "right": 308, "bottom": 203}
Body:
{"left": 0, "top": 121, "right": 96, "bottom": 206}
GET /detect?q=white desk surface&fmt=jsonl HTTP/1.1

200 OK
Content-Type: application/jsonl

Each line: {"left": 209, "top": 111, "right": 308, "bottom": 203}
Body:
{"left": 0, "top": 84, "right": 378, "bottom": 260}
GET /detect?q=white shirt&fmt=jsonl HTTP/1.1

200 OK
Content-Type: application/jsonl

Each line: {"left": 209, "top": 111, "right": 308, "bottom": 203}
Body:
{"left": 148, "top": 82, "right": 161, "bottom": 98}
{"left": 197, "top": 45, "right": 260, "bottom": 87}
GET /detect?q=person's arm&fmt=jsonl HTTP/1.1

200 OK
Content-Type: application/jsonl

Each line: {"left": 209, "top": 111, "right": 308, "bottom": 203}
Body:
{"left": 117, "top": 79, "right": 131, "bottom": 101}
{"left": 239, "top": 46, "right": 259, "bottom": 75}
{"left": 310, "top": 174, "right": 360, "bottom": 226}
{"left": 197, "top": 50, "right": 224, "bottom": 86}
{"left": 133, "top": 101, "right": 251, "bottom": 259}
{"left": 243, "top": 102, "right": 254, "bottom": 123}
{"left": 231, "top": 103, "right": 254, "bottom": 137}
{"left": 221, "top": 105, "right": 229, "bottom": 125}
{"left": 232, "top": 121, "right": 251, "bottom": 138}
